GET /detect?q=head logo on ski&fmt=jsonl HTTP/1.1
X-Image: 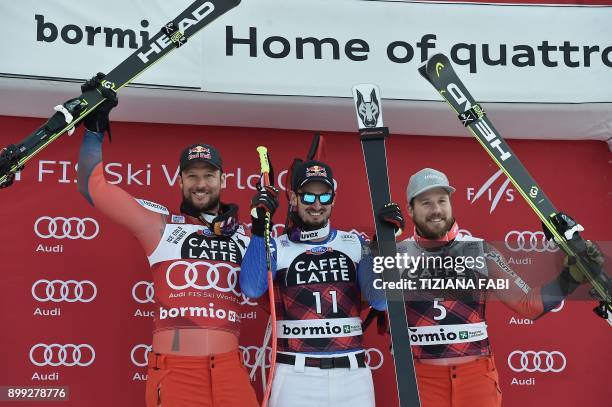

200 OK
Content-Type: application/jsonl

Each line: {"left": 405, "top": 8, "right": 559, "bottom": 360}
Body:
{"left": 435, "top": 62, "right": 445, "bottom": 77}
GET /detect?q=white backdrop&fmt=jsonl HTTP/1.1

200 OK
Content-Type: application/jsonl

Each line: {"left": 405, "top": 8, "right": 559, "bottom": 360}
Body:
{"left": 1, "top": 0, "right": 610, "bottom": 102}
{"left": 0, "top": 0, "right": 610, "bottom": 141}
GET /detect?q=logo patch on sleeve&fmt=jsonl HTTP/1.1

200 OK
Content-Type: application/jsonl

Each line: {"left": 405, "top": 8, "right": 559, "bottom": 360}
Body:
{"left": 135, "top": 199, "right": 170, "bottom": 215}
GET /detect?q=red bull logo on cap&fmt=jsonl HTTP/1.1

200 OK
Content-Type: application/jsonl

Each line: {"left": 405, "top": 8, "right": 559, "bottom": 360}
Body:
{"left": 306, "top": 165, "right": 327, "bottom": 178}
{"left": 188, "top": 145, "right": 212, "bottom": 160}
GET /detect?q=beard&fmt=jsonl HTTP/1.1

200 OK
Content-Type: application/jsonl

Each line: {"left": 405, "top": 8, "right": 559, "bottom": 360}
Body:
{"left": 414, "top": 215, "right": 455, "bottom": 240}
{"left": 180, "top": 190, "right": 220, "bottom": 215}
{"left": 302, "top": 218, "right": 328, "bottom": 230}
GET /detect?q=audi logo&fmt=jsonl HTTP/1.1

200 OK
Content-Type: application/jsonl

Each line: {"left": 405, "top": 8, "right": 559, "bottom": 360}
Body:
{"left": 130, "top": 344, "right": 152, "bottom": 367}
{"left": 240, "top": 346, "right": 272, "bottom": 369}
{"left": 132, "top": 281, "right": 155, "bottom": 304}
{"left": 166, "top": 261, "right": 240, "bottom": 296}
{"left": 29, "top": 343, "right": 95, "bottom": 367}
{"left": 504, "top": 231, "right": 558, "bottom": 252}
{"left": 34, "top": 216, "right": 99, "bottom": 240}
{"left": 32, "top": 279, "right": 97, "bottom": 303}
{"left": 507, "top": 350, "right": 567, "bottom": 373}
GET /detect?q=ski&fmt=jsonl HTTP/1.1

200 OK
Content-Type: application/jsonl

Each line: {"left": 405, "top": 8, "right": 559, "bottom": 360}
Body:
{"left": 419, "top": 53, "right": 611, "bottom": 324}
{"left": 0, "top": 0, "right": 241, "bottom": 187}
{"left": 352, "top": 84, "right": 421, "bottom": 406}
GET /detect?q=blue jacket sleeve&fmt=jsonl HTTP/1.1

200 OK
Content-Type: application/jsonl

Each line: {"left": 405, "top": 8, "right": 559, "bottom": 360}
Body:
{"left": 357, "top": 237, "right": 387, "bottom": 311}
{"left": 240, "top": 235, "right": 278, "bottom": 299}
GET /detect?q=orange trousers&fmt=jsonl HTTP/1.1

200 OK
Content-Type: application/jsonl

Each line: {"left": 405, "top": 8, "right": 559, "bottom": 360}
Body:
{"left": 145, "top": 350, "right": 259, "bottom": 407}
{"left": 415, "top": 356, "right": 502, "bottom": 407}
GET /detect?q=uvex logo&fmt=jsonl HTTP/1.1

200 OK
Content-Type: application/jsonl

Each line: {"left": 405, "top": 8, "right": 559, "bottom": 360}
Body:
{"left": 137, "top": 2, "right": 215, "bottom": 63}
{"left": 300, "top": 231, "right": 318, "bottom": 240}
{"left": 445, "top": 83, "right": 511, "bottom": 162}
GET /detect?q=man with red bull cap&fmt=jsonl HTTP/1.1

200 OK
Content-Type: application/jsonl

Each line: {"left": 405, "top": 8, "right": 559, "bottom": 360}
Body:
{"left": 76, "top": 75, "right": 258, "bottom": 407}
{"left": 241, "top": 159, "right": 404, "bottom": 407}
{"left": 400, "top": 167, "right": 604, "bottom": 407}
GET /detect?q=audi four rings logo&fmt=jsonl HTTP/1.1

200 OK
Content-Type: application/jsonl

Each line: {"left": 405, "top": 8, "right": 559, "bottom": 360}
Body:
{"left": 29, "top": 343, "right": 95, "bottom": 367}
{"left": 166, "top": 261, "right": 240, "bottom": 296}
{"left": 132, "top": 281, "right": 155, "bottom": 304}
{"left": 504, "top": 231, "right": 558, "bottom": 252}
{"left": 507, "top": 350, "right": 567, "bottom": 373}
{"left": 32, "top": 279, "right": 97, "bottom": 303}
{"left": 131, "top": 344, "right": 152, "bottom": 367}
{"left": 34, "top": 216, "right": 99, "bottom": 240}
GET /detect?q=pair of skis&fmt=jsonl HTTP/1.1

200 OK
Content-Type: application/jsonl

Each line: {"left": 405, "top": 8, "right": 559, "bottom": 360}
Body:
{"left": 353, "top": 54, "right": 611, "bottom": 407}
{"left": 0, "top": 0, "right": 241, "bottom": 187}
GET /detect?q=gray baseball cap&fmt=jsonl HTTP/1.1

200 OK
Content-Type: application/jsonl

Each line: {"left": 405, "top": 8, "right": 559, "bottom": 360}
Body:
{"left": 407, "top": 168, "right": 456, "bottom": 202}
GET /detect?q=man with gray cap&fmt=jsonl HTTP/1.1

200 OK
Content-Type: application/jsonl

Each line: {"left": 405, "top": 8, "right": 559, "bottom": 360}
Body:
{"left": 398, "top": 167, "right": 603, "bottom": 407}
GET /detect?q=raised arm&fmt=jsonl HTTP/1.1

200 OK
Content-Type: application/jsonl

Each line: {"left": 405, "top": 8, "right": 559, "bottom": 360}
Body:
{"left": 76, "top": 75, "right": 164, "bottom": 256}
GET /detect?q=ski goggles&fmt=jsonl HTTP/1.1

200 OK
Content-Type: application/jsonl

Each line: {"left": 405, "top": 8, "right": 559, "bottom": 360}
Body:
{"left": 298, "top": 192, "right": 334, "bottom": 205}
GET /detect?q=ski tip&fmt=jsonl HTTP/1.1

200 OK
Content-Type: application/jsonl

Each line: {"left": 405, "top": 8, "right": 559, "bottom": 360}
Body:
{"left": 351, "top": 83, "right": 380, "bottom": 95}
{"left": 351, "top": 84, "right": 384, "bottom": 129}
{"left": 425, "top": 53, "right": 451, "bottom": 78}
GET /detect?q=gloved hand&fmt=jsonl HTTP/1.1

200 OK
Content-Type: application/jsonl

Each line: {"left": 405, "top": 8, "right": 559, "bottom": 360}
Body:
{"left": 377, "top": 202, "right": 405, "bottom": 237}
{"left": 0, "top": 146, "right": 23, "bottom": 189}
{"left": 0, "top": 168, "right": 21, "bottom": 189}
{"left": 250, "top": 185, "right": 279, "bottom": 236}
{"left": 81, "top": 72, "right": 118, "bottom": 134}
{"left": 565, "top": 240, "right": 604, "bottom": 283}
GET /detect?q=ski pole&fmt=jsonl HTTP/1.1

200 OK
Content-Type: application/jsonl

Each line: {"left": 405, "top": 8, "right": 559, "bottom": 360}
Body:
{"left": 256, "top": 146, "right": 277, "bottom": 407}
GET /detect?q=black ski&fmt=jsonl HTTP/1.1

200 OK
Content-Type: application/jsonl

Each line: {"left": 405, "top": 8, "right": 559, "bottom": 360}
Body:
{"left": 419, "top": 53, "right": 611, "bottom": 324}
{"left": 352, "top": 84, "right": 421, "bottom": 407}
{"left": 0, "top": 0, "right": 241, "bottom": 187}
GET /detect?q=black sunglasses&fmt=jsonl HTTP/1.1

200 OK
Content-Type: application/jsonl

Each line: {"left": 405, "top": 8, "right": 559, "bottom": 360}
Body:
{"left": 298, "top": 192, "right": 333, "bottom": 205}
